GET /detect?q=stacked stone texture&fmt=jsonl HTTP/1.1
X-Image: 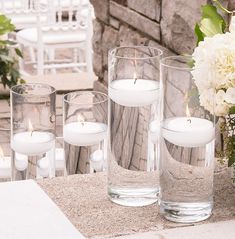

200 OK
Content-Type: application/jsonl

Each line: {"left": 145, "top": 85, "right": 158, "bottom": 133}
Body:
{"left": 91, "top": 0, "right": 233, "bottom": 85}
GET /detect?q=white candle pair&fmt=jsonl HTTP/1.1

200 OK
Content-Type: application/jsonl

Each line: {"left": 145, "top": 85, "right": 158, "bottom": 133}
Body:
{"left": 109, "top": 78, "right": 214, "bottom": 148}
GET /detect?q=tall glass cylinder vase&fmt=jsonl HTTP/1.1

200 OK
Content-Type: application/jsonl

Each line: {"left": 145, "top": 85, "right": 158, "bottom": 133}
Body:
{"left": 11, "top": 83, "right": 56, "bottom": 180}
{"left": 160, "top": 56, "right": 215, "bottom": 223}
{"left": 108, "top": 46, "right": 163, "bottom": 206}
{"left": 63, "top": 91, "right": 108, "bottom": 175}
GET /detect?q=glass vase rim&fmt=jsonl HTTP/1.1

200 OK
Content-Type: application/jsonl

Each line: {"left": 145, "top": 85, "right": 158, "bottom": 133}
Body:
{"left": 109, "top": 46, "right": 163, "bottom": 60}
{"left": 10, "top": 83, "right": 56, "bottom": 97}
{"left": 160, "top": 55, "right": 193, "bottom": 70}
{"left": 63, "top": 90, "right": 108, "bottom": 106}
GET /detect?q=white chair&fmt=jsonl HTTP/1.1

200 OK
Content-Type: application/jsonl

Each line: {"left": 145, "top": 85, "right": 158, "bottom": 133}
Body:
{"left": 0, "top": 0, "right": 50, "bottom": 63}
{"left": 0, "top": 0, "right": 48, "bottom": 30}
{"left": 16, "top": 0, "right": 93, "bottom": 76}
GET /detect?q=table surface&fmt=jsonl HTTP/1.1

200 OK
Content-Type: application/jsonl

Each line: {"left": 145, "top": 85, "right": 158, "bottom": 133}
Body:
{"left": 38, "top": 168, "right": 235, "bottom": 239}
{"left": 22, "top": 72, "right": 96, "bottom": 93}
{"left": 0, "top": 180, "right": 84, "bottom": 239}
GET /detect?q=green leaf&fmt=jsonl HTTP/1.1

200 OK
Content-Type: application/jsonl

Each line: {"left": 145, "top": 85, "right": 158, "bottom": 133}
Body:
{"left": 20, "top": 79, "right": 26, "bottom": 84}
{"left": 0, "top": 54, "right": 13, "bottom": 63}
{"left": 229, "top": 106, "right": 235, "bottom": 114}
{"left": 0, "top": 15, "right": 15, "bottom": 35}
{"left": 0, "top": 40, "right": 16, "bottom": 45}
{"left": 228, "top": 153, "right": 235, "bottom": 167}
{"left": 198, "top": 5, "right": 226, "bottom": 38}
{"left": 200, "top": 18, "right": 223, "bottom": 36}
{"left": 195, "top": 23, "right": 205, "bottom": 45}
{"left": 15, "top": 48, "right": 23, "bottom": 58}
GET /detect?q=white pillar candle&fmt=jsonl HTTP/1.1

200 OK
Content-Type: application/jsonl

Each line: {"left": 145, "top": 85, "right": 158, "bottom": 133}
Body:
{"left": 15, "top": 153, "right": 28, "bottom": 171}
{"left": 37, "top": 156, "right": 49, "bottom": 178}
{"left": 109, "top": 79, "right": 159, "bottom": 107}
{"left": 11, "top": 132, "right": 55, "bottom": 156}
{"left": 63, "top": 122, "right": 107, "bottom": 146}
{"left": 0, "top": 147, "right": 11, "bottom": 178}
{"left": 162, "top": 117, "right": 215, "bottom": 147}
{"left": 37, "top": 147, "right": 64, "bottom": 177}
{"left": 90, "top": 149, "right": 104, "bottom": 172}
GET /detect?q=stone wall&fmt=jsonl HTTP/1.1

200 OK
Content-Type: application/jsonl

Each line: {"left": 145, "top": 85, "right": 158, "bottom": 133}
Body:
{"left": 91, "top": 0, "right": 233, "bottom": 88}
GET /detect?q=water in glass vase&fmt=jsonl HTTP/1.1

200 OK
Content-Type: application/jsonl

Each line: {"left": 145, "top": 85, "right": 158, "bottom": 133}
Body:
{"left": 108, "top": 97, "right": 160, "bottom": 207}
{"left": 160, "top": 134, "right": 215, "bottom": 223}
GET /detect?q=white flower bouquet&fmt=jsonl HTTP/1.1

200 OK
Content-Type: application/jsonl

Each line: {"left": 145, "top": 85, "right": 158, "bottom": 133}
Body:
{"left": 192, "top": 0, "right": 235, "bottom": 169}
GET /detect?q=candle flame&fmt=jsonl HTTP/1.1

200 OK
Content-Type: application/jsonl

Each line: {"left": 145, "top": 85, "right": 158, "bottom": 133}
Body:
{"left": 133, "top": 72, "right": 137, "bottom": 84}
{"left": 77, "top": 114, "right": 85, "bottom": 125}
{"left": 186, "top": 104, "right": 191, "bottom": 118}
{"left": 28, "top": 119, "right": 34, "bottom": 134}
{"left": 0, "top": 146, "right": 4, "bottom": 159}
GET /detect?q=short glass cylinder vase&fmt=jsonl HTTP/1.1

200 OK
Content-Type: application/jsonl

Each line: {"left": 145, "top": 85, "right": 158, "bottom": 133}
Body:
{"left": 108, "top": 46, "right": 163, "bottom": 206}
{"left": 10, "top": 83, "right": 56, "bottom": 180}
{"left": 63, "top": 91, "right": 108, "bottom": 175}
{"left": 160, "top": 56, "right": 215, "bottom": 223}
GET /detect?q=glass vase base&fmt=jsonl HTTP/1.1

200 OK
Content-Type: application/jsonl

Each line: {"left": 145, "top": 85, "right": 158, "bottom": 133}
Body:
{"left": 160, "top": 201, "right": 213, "bottom": 223}
{"left": 108, "top": 186, "right": 159, "bottom": 207}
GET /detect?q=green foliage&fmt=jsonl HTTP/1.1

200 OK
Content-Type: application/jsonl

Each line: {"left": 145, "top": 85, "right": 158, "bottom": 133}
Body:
{"left": 195, "top": 5, "right": 226, "bottom": 45}
{"left": 220, "top": 111, "right": 235, "bottom": 168}
{"left": 229, "top": 106, "right": 235, "bottom": 114}
{"left": 194, "top": 23, "right": 205, "bottom": 45}
{"left": 0, "top": 15, "right": 15, "bottom": 35}
{"left": 0, "top": 14, "right": 22, "bottom": 90}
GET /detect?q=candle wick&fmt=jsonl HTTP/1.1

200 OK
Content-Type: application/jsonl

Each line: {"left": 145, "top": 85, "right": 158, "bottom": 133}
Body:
{"left": 81, "top": 122, "right": 84, "bottom": 126}
{"left": 30, "top": 130, "right": 34, "bottom": 136}
{"left": 187, "top": 119, "right": 191, "bottom": 124}
{"left": 134, "top": 77, "right": 137, "bottom": 84}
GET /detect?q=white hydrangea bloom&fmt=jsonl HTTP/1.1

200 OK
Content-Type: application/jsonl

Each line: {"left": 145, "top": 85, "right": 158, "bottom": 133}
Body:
{"left": 215, "top": 90, "right": 229, "bottom": 116}
{"left": 225, "top": 87, "right": 235, "bottom": 104}
{"left": 192, "top": 32, "right": 235, "bottom": 116}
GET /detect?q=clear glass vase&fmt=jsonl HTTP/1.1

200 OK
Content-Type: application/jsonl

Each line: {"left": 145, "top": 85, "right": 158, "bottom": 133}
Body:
{"left": 63, "top": 91, "right": 108, "bottom": 174}
{"left": 160, "top": 56, "right": 215, "bottom": 223}
{"left": 108, "top": 46, "right": 163, "bottom": 206}
{"left": 10, "top": 83, "right": 56, "bottom": 180}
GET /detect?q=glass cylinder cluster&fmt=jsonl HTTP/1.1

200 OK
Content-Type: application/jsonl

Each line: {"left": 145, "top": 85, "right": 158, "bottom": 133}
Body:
{"left": 11, "top": 83, "right": 56, "bottom": 180}
{"left": 63, "top": 91, "right": 108, "bottom": 175}
{"left": 108, "top": 46, "right": 162, "bottom": 206}
{"left": 160, "top": 56, "right": 215, "bottom": 223}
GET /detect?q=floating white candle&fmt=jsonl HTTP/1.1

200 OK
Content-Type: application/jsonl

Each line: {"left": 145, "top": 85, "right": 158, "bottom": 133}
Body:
{"left": 11, "top": 120, "right": 55, "bottom": 156}
{"left": 63, "top": 115, "right": 107, "bottom": 146}
{"left": 109, "top": 79, "right": 159, "bottom": 107}
{"left": 15, "top": 153, "right": 28, "bottom": 171}
{"left": 161, "top": 117, "right": 215, "bottom": 147}
{"left": 0, "top": 147, "right": 11, "bottom": 179}
{"left": 90, "top": 149, "right": 104, "bottom": 172}
{"left": 37, "top": 157, "right": 49, "bottom": 178}
{"left": 37, "top": 147, "right": 65, "bottom": 177}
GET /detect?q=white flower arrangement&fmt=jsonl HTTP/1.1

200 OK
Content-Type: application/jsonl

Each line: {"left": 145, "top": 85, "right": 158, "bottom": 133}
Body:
{"left": 192, "top": 1, "right": 235, "bottom": 168}
{"left": 192, "top": 32, "right": 235, "bottom": 116}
